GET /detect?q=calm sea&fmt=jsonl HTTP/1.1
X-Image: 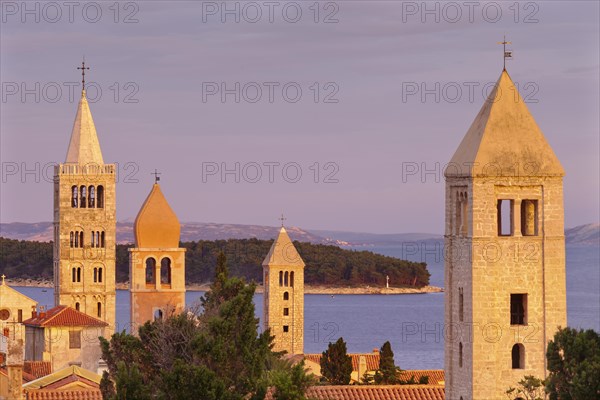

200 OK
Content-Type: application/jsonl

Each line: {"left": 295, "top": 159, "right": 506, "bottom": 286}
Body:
{"left": 15, "top": 244, "right": 599, "bottom": 370}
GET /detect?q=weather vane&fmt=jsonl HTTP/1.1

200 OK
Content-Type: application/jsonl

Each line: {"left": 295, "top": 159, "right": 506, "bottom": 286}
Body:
{"left": 497, "top": 36, "right": 512, "bottom": 70}
{"left": 279, "top": 213, "right": 287, "bottom": 227}
{"left": 77, "top": 57, "right": 90, "bottom": 90}
{"left": 151, "top": 169, "right": 161, "bottom": 183}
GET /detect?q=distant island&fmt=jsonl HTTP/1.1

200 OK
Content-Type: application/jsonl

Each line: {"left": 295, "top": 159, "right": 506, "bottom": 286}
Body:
{"left": 0, "top": 237, "right": 433, "bottom": 293}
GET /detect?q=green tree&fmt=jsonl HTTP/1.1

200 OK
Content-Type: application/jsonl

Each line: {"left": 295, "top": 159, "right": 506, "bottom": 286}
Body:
{"left": 374, "top": 341, "right": 399, "bottom": 384}
{"left": 320, "top": 337, "right": 353, "bottom": 385}
{"left": 268, "top": 360, "right": 315, "bottom": 400}
{"left": 506, "top": 375, "right": 546, "bottom": 400}
{"left": 546, "top": 327, "right": 600, "bottom": 400}
{"left": 100, "top": 252, "right": 311, "bottom": 400}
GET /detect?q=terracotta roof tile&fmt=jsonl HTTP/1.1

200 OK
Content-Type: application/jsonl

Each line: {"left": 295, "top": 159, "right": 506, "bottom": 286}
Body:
{"left": 398, "top": 370, "right": 445, "bottom": 385}
{"left": 0, "top": 366, "right": 37, "bottom": 382}
{"left": 25, "top": 388, "right": 102, "bottom": 400}
{"left": 266, "top": 385, "right": 445, "bottom": 400}
{"left": 22, "top": 306, "right": 108, "bottom": 328}
{"left": 304, "top": 353, "right": 381, "bottom": 371}
{"left": 24, "top": 361, "right": 53, "bottom": 379}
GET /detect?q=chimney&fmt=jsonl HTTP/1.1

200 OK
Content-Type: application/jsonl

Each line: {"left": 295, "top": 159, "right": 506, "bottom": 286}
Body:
{"left": 7, "top": 337, "right": 24, "bottom": 400}
{"left": 31, "top": 305, "right": 37, "bottom": 318}
{"left": 39, "top": 306, "right": 47, "bottom": 319}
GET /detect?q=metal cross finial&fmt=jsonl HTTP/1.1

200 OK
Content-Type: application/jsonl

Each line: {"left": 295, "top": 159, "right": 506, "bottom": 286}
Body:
{"left": 497, "top": 36, "right": 512, "bottom": 70}
{"left": 279, "top": 214, "right": 287, "bottom": 227}
{"left": 77, "top": 58, "right": 90, "bottom": 90}
{"left": 1, "top": 274, "right": 5, "bottom": 285}
{"left": 151, "top": 169, "right": 161, "bottom": 183}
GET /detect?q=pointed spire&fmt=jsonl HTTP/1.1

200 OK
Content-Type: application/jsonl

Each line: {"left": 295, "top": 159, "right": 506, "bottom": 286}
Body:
{"left": 64, "top": 90, "right": 104, "bottom": 164}
{"left": 446, "top": 69, "right": 564, "bottom": 177}
{"left": 134, "top": 182, "right": 181, "bottom": 248}
{"left": 262, "top": 226, "right": 305, "bottom": 267}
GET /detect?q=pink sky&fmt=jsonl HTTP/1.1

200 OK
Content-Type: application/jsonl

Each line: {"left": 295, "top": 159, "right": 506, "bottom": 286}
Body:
{"left": 1, "top": 1, "right": 598, "bottom": 233}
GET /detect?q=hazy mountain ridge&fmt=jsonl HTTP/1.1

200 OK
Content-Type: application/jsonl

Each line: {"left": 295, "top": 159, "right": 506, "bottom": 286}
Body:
{"left": 1, "top": 222, "right": 598, "bottom": 246}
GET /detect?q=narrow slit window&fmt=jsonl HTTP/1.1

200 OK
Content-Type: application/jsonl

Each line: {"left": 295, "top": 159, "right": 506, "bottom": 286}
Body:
{"left": 510, "top": 294, "right": 527, "bottom": 325}
{"left": 283, "top": 325, "right": 289, "bottom": 333}
{"left": 283, "top": 308, "right": 289, "bottom": 316}
{"left": 459, "top": 287, "right": 464, "bottom": 322}
{"left": 459, "top": 342, "right": 463, "bottom": 368}
{"left": 497, "top": 199, "right": 514, "bottom": 236}
{"left": 521, "top": 200, "right": 538, "bottom": 236}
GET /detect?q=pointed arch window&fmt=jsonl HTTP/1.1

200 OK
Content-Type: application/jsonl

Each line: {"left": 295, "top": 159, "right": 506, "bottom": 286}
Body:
{"left": 161, "top": 258, "right": 172, "bottom": 285}
{"left": 146, "top": 258, "right": 156, "bottom": 285}
{"left": 71, "top": 186, "right": 78, "bottom": 208}
{"left": 97, "top": 302, "right": 102, "bottom": 318}
{"left": 97, "top": 186, "right": 104, "bottom": 208}
{"left": 88, "top": 186, "right": 95, "bottom": 208}
{"left": 79, "top": 186, "right": 87, "bottom": 208}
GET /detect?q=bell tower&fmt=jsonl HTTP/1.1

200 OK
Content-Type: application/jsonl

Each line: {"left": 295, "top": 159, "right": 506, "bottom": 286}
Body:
{"left": 53, "top": 81, "right": 116, "bottom": 334}
{"left": 262, "top": 225, "right": 305, "bottom": 355}
{"left": 129, "top": 181, "right": 186, "bottom": 329}
{"left": 444, "top": 69, "right": 566, "bottom": 399}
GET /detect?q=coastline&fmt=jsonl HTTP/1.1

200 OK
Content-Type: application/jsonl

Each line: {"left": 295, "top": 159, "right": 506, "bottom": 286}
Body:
{"left": 6, "top": 279, "right": 443, "bottom": 295}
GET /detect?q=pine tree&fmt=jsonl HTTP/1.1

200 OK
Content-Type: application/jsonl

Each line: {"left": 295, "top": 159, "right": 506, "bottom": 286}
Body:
{"left": 320, "top": 337, "right": 353, "bottom": 385}
{"left": 375, "top": 341, "right": 399, "bottom": 384}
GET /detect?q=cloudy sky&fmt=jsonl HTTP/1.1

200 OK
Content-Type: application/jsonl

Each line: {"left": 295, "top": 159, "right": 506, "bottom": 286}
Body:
{"left": 1, "top": 1, "right": 598, "bottom": 233}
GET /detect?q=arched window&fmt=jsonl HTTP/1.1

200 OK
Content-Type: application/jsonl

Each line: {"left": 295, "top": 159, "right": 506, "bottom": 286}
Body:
{"left": 70, "top": 232, "right": 74, "bottom": 247}
{"left": 91, "top": 231, "right": 95, "bottom": 248}
{"left": 512, "top": 344, "right": 524, "bottom": 369}
{"left": 290, "top": 271, "right": 294, "bottom": 287}
{"left": 88, "top": 186, "right": 95, "bottom": 208}
{"left": 146, "top": 258, "right": 156, "bottom": 284}
{"left": 284, "top": 271, "right": 289, "bottom": 287}
{"left": 75, "top": 302, "right": 80, "bottom": 311}
{"left": 283, "top": 292, "right": 289, "bottom": 301}
{"left": 96, "top": 231, "right": 100, "bottom": 247}
{"left": 71, "top": 186, "right": 78, "bottom": 208}
{"left": 80, "top": 185, "right": 87, "bottom": 208}
{"left": 74, "top": 232, "right": 79, "bottom": 248}
{"left": 279, "top": 271, "right": 283, "bottom": 286}
{"left": 97, "top": 302, "right": 102, "bottom": 318}
{"left": 77, "top": 267, "right": 81, "bottom": 283}
{"left": 161, "top": 258, "right": 172, "bottom": 285}
{"left": 72, "top": 267, "right": 77, "bottom": 282}
{"left": 459, "top": 342, "right": 463, "bottom": 368}
{"left": 154, "top": 309, "right": 163, "bottom": 321}
{"left": 97, "top": 186, "right": 104, "bottom": 208}
{"left": 101, "top": 231, "right": 105, "bottom": 248}
{"left": 93, "top": 268, "right": 98, "bottom": 282}
{"left": 98, "top": 267, "right": 103, "bottom": 283}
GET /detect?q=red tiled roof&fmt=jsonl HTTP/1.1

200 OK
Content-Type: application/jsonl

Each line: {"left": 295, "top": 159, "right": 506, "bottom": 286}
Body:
{"left": 304, "top": 353, "right": 381, "bottom": 371}
{"left": 24, "top": 361, "right": 53, "bottom": 379}
{"left": 0, "top": 366, "right": 37, "bottom": 382}
{"left": 399, "top": 370, "right": 445, "bottom": 385}
{"left": 266, "top": 385, "right": 445, "bottom": 400}
{"left": 22, "top": 306, "right": 108, "bottom": 328}
{"left": 25, "top": 389, "right": 102, "bottom": 400}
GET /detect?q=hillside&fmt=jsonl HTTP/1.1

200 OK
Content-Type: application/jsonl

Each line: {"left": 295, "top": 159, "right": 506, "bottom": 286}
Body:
{"left": 0, "top": 237, "right": 430, "bottom": 288}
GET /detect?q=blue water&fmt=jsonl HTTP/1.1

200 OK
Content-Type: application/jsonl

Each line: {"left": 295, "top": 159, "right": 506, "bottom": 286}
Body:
{"left": 14, "top": 244, "right": 599, "bottom": 370}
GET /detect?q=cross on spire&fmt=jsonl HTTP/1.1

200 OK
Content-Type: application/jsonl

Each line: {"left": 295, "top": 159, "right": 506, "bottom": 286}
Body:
{"left": 279, "top": 213, "right": 287, "bottom": 227}
{"left": 151, "top": 169, "right": 161, "bottom": 183}
{"left": 77, "top": 58, "right": 90, "bottom": 91}
{"left": 1, "top": 274, "right": 5, "bottom": 285}
{"left": 497, "top": 36, "right": 512, "bottom": 70}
